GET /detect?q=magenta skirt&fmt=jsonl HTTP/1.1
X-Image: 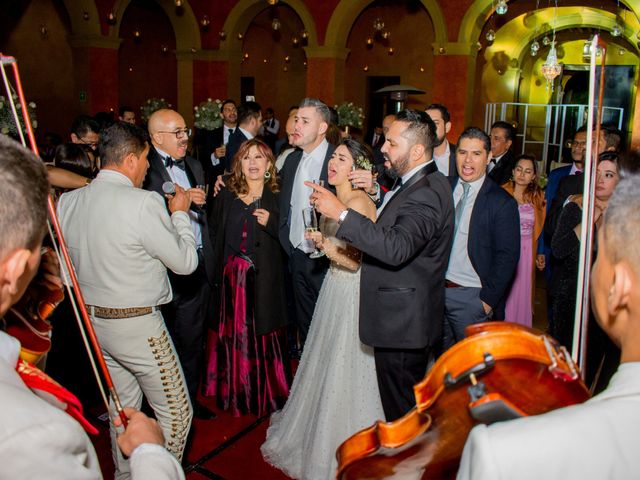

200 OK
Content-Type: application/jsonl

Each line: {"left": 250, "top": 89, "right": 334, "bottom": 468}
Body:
{"left": 203, "top": 255, "right": 289, "bottom": 417}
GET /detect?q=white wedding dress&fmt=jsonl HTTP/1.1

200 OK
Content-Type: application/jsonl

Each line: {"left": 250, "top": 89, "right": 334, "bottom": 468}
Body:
{"left": 261, "top": 217, "right": 384, "bottom": 480}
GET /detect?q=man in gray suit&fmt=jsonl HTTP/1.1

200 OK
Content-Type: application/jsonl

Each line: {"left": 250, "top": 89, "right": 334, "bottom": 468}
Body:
{"left": 58, "top": 122, "right": 197, "bottom": 478}
{"left": 0, "top": 135, "right": 185, "bottom": 479}
{"left": 457, "top": 171, "right": 640, "bottom": 479}
{"left": 309, "top": 109, "right": 454, "bottom": 421}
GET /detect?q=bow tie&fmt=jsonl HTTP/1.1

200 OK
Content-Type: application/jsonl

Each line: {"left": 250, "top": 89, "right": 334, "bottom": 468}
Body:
{"left": 164, "top": 156, "right": 185, "bottom": 171}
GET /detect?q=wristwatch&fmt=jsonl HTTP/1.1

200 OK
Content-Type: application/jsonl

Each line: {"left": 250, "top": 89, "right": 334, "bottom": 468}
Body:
{"left": 338, "top": 209, "right": 349, "bottom": 224}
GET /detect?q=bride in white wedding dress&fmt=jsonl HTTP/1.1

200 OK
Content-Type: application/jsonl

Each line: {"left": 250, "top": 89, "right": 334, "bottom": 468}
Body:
{"left": 261, "top": 139, "right": 384, "bottom": 480}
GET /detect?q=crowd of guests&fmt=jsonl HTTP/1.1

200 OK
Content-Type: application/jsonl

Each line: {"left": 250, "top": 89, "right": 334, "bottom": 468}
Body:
{"left": 3, "top": 95, "right": 637, "bottom": 479}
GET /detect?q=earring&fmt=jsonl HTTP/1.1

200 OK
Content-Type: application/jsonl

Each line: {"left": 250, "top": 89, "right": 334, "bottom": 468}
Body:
{"left": 264, "top": 171, "right": 271, "bottom": 180}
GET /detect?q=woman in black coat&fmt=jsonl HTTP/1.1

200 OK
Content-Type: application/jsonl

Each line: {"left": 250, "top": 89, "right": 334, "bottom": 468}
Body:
{"left": 203, "top": 138, "right": 290, "bottom": 416}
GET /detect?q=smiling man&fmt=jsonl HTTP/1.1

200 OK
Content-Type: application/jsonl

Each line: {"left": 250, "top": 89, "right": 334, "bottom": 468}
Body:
{"left": 143, "top": 109, "right": 217, "bottom": 421}
{"left": 443, "top": 127, "right": 520, "bottom": 349}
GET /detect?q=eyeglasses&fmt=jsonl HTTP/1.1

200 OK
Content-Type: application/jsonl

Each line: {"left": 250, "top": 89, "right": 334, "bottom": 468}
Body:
{"left": 157, "top": 128, "right": 192, "bottom": 139}
{"left": 77, "top": 136, "right": 99, "bottom": 149}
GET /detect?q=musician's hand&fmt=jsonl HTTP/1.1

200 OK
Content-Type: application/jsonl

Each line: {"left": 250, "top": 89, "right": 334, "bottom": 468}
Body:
{"left": 252, "top": 208, "right": 270, "bottom": 227}
{"left": 115, "top": 407, "right": 165, "bottom": 457}
{"left": 213, "top": 175, "right": 225, "bottom": 197}
{"left": 37, "top": 247, "right": 63, "bottom": 290}
{"left": 168, "top": 185, "right": 190, "bottom": 213}
{"left": 536, "top": 254, "right": 546, "bottom": 271}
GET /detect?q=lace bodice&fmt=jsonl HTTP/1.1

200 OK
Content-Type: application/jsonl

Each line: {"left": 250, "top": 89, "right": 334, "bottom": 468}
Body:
{"left": 320, "top": 216, "right": 362, "bottom": 274}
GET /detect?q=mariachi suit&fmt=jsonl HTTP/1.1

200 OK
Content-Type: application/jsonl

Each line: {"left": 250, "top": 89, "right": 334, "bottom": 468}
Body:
{"left": 337, "top": 162, "right": 454, "bottom": 420}
{"left": 143, "top": 145, "right": 216, "bottom": 403}
{"left": 278, "top": 144, "right": 334, "bottom": 345}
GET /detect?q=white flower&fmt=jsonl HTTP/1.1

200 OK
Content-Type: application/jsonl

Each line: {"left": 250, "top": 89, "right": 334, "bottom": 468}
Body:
{"left": 32, "top": 120, "right": 38, "bottom": 128}
{"left": 194, "top": 106, "right": 199, "bottom": 110}
{"left": 29, "top": 102, "right": 36, "bottom": 108}
{"left": 1, "top": 127, "right": 8, "bottom": 134}
{"left": 207, "top": 97, "right": 212, "bottom": 102}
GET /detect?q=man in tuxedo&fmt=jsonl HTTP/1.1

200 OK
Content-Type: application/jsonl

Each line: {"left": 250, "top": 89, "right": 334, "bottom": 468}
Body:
{"left": 309, "top": 109, "right": 454, "bottom": 421}
{"left": 278, "top": 98, "right": 334, "bottom": 348}
{"left": 457, "top": 171, "right": 640, "bottom": 480}
{"left": 368, "top": 124, "right": 385, "bottom": 149}
{"left": 487, "top": 121, "right": 517, "bottom": 186}
{"left": 261, "top": 106, "right": 280, "bottom": 151}
{"left": 443, "top": 127, "right": 520, "bottom": 348}
{"left": 143, "top": 109, "right": 217, "bottom": 420}
{"left": 426, "top": 103, "right": 457, "bottom": 178}
{"left": 225, "top": 101, "right": 263, "bottom": 168}
{"left": 196, "top": 99, "right": 237, "bottom": 186}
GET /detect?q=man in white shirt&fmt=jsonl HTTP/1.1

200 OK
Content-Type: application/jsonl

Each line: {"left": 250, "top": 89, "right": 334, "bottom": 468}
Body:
{"left": 458, "top": 170, "right": 640, "bottom": 480}
{"left": 0, "top": 134, "right": 184, "bottom": 480}
{"left": 58, "top": 122, "right": 197, "bottom": 478}
{"left": 426, "top": 103, "right": 457, "bottom": 178}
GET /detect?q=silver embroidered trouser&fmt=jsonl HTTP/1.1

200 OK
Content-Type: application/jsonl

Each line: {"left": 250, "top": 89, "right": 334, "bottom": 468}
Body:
{"left": 91, "top": 310, "right": 193, "bottom": 480}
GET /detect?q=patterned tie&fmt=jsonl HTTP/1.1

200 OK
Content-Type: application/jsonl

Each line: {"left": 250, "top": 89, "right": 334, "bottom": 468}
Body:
{"left": 454, "top": 182, "right": 471, "bottom": 234}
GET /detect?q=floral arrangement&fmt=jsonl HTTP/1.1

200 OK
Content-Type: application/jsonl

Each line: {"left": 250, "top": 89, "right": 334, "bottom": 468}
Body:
{"left": 140, "top": 97, "right": 172, "bottom": 123}
{"left": 194, "top": 98, "right": 223, "bottom": 130}
{"left": 335, "top": 102, "right": 364, "bottom": 129}
{"left": 0, "top": 94, "right": 37, "bottom": 136}
{"left": 354, "top": 155, "right": 373, "bottom": 171}
{"left": 538, "top": 173, "right": 548, "bottom": 189}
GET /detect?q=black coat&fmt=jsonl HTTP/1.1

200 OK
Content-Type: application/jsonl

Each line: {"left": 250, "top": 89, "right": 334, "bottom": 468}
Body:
{"left": 488, "top": 149, "right": 516, "bottom": 187}
{"left": 194, "top": 126, "right": 226, "bottom": 185}
{"left": 208, "top": 185, "right": 288, "bottom": 335}
{"left": 338, "top": 162, "right": 454, "bottom": 349}
{"left": 142, "top": 145, "right": 215, "bottom": 286}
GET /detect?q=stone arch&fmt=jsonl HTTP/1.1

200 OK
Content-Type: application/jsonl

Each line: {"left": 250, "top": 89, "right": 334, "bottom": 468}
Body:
{"left": 458, "top": 0, "right": 640, "bottom": 44}
{"left": 325, "top": 0, "right": 447, "bottom": 49}
{"left": 108, "top": 0, "right": 201, "bottom": 51}
{"left": 59, "top": 0, "right": 101, "bottom": 36}
{"left": 219, "top": 0, "right": 319, "bottom": 54}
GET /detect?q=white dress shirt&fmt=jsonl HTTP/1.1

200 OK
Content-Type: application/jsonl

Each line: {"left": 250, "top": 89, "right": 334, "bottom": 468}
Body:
{"left": 211, "top": 125, "right": 236, "bottom": 164}
{"left": 446, "top": 175, "right": 485, "bottom": 287}
{"left": 433, "top": 140, "right": 451, "bottom": 176}
{"left": 377, "top": 161, "right": 432, "bottom": 215}
{"left": 289, "top": 140, "right": 329, "bottom": 252}
{"left": 155, "top": 147, "right": 203, "bottom": 248}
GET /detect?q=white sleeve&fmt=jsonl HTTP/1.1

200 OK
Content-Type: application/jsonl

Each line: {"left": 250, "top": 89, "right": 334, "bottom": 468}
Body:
{"left": 456, "top": 425, "right": 502, "bottom": 480}
{"left": 140, "top": 192, "right": 198, "bottom": 275}
{"left": 130, "top": 444, "right": 185, "bottom": 480}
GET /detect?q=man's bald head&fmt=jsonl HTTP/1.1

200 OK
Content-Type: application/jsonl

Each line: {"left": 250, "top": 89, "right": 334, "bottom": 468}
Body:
{"left": 148, "top": 109, "right": 190, "bottom": 159}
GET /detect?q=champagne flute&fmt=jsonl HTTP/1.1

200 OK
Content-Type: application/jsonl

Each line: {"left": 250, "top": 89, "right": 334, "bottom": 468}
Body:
{"left": 252, "top": 195, "right": 262, "bottom": 209}
{"left": 302, "top": 207, "right": 325, "bottom": 259}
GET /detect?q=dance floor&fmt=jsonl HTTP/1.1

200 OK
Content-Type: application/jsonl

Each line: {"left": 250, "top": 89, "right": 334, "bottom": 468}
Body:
{"left": 92, "top": 394, "right": 290, "bottom": 479}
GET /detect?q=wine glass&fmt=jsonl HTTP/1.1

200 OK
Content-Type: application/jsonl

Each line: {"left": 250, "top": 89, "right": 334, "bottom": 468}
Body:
{"left": 302, "top": 207, "right": 324, "bottom": 259}
{"left": 252, "top": 196, "right": 261, "bottom": 209}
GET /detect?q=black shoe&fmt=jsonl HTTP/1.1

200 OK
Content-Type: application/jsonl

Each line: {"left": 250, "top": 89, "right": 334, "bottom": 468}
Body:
{"left": 193, "top": 401, "right": 217, "bottom": 420}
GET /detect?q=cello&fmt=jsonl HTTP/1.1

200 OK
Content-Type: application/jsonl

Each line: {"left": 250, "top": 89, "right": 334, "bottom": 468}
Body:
{"left": 336, "top": 322, "right": 589, "bottom": 479}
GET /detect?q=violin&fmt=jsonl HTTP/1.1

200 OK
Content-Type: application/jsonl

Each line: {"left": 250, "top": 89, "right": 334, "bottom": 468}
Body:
{"left": 336, "top": 322, "right": 590, "bottom": 479}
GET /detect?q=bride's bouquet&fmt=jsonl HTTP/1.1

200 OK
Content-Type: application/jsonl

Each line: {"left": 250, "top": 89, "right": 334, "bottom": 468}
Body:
{"left": 335, "top": 102, "right": 364, "bottom": 129}
{"left": 140, "top": 97, "right": 172, "bottom": 124}
{"left": 194, "top": 98, "right": 223, "bottom": 131}
{"left": 0, "top": 93, "right": 37, "bottom": 136}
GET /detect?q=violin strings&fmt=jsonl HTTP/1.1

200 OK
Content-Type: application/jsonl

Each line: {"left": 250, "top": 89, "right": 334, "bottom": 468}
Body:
{"left": 0, "top": 58, "right": 27, "bottom": 147}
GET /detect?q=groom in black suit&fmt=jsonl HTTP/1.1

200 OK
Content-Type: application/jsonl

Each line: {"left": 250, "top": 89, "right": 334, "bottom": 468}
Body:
{"left": 309, "top": 110, "right": 454, "bottom": 421}
{"left": 143, "top": 109, "right": 216, "bottom": 420}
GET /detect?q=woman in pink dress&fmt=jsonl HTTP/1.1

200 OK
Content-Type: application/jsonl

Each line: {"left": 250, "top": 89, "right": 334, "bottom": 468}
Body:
{"left": 502, "top": 154, "right": 546, "bottom": 327}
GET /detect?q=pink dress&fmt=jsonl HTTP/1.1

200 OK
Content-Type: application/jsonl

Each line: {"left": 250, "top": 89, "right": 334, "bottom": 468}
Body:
{"left": 505, "top": 203, "right": 535, "bottom": 327}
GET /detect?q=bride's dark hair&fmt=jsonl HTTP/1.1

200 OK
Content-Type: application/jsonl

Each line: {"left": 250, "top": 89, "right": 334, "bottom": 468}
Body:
{"left": 340, "top": 138, "right": 374, "bottom": 170}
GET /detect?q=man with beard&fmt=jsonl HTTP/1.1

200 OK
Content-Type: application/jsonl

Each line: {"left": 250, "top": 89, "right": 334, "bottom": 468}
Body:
{"left": 308, "top": 109, "right": 454, "bottom": 421}
{"left": 426, "top": 104, "right": 457, "bottom": 178}
{"left": 143, "top": 109, "right": 217, "bottom": 421}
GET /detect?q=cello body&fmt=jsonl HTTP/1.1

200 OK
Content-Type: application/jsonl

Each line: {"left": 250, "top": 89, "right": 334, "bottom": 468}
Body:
{"left": 336, "top": 322, "right": 590, "bottom": 479}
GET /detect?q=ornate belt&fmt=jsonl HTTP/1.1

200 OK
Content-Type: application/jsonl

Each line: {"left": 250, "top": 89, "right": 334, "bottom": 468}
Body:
{"left": 87, "top": 305, "right": 158, "bottom": 319}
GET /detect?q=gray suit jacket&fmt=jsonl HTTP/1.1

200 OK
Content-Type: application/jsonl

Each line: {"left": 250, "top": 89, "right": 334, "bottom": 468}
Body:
{"left": 337, "top": 161, "right": 454, "bottom": 349}
{"left": 0, "top": 331, "right": 185, "bottom": 479}
{"left": 457, "top": 362, "right": 640, "bottom": 479}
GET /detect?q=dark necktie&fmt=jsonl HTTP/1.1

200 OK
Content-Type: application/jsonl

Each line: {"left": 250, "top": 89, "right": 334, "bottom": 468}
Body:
{"left": 164, "top": 156, "right": 185, "bottom": 171}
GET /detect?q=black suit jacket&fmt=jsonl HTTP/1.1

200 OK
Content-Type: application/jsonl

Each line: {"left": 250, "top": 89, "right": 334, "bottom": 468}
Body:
{"left": 208, "top": 186, "right": 288, "bottom": 335}
{"left": 488, "top": 149, "right": 516, "bottom": 187}
{"left": 338, "top": 162, "right": 454, "bottom": 349}
{"left": 544, "top": 172, "right": 583, "bottom": 246}
{"left": 444, "top": 141, "right": 458, "bottom": 180}
{"left": 278, "top": 143, "right": 335, "bottom": 255}
{"left": 142, "top": 145, "right": 215, "bottom": 285}
{"left": 450, "top": 176, "right": 520, "bottom": 320}
{"left": 225, "top": 129, "right": 249, "bottom": 171}
{"left": 195, "top": 126, "right": 225, "bottom": 184}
